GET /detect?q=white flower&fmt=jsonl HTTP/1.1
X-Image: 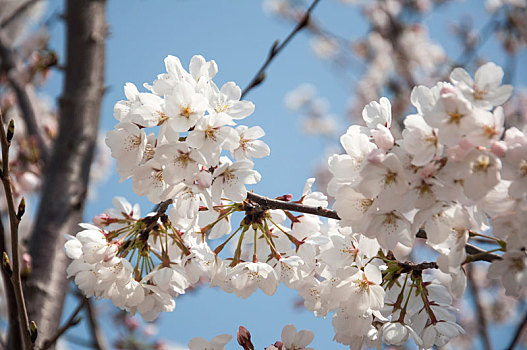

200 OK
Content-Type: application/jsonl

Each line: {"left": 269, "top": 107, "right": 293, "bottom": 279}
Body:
{"left": 187, "top": 114, "right": 239, "bottom": 165}
{"left": 150, "top": 55, "right": 217, "bottom": 95}
{"left": 362, "top": 97, "right": 392, "bottom": 129}
{"left": 154, "top": 143, "right": 206, "bottom": 185}
{"left": 402, "top": 114, "right": 442, "bottom": 166}
{"left": 466, "top": 107, "right": 504, "bottom": 147}
{"left": 425, "top": 85, "right": 477, "bottom": 146}
{"left": 211, "top": 158, "right": 261, "bottom": 203}
{"left": 113, "top": 83, "right": 163, "bottom": 127}
{"left": 337, "top": 264, "right": 385, "bottom": 313}
{"left": 132, "top": 159, "right": 172, "bottom": 203}
{"left": 229, "top": 261, "right": 279, "bottom": 298}
{"left": 362, "top": 210, "right": 413, "bottom": 250}
{"left": 275, "top": 256, "right": 304, "bottom": 289}
{"left": 488, "top": 250, "right": 527, "bottom": 296}
{"left": 151, "top": 267, "right": 189, "bottom": 296}
{"left": 450, "top": 62, "right": 513, "bottom": 109}
{"left": 106, "top": 122, "right": 147, "bottom": 178}
{"left": 281, "top": 324, "right": 315, "bottom": 350}
{"left": 133, "top": 284, "right": 175, "bottom": 322}
{"left": 370, "top": 124, "right": 394, "bottom": 150}
{"left": 461, "top": 149, "right": 501, "bottom": 201}
{"left": 188, "top": 334, "right": 232, "bottom": 350}
{"left": 232, "top": 125, "right": 270, "bottom": 161}
{"left": 207, "top": 81, "right": 255, "bottom": 120}
{"left": 163, "top": 81, "right": 208, "bottom": 132}
{"left": 502, "top": 140, "right": 527, "bottom": 198}
{"left": 421, "top": 321, "right": 465, "bottom": 348}
{"left": 357, "top": 152, "right": 408, "bottom": 199}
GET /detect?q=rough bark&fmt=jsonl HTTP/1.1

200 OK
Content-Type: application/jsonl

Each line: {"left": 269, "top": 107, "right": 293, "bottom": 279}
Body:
{"left": 23, "top": 0, "right": 107, "bottom": 348}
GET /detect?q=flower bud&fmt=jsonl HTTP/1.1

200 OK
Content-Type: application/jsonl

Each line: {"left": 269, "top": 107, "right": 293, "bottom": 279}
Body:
{"left": 366, "top": 148, "right": 385, "bottom": 165}
{"left": 491, "top": 140, "right": 507, "bottom": 157}
{"left": 93, "top": 213, "right": 111, "bottom": 227}
{"left": 237, "top": 326, "right": 254, "bottom": 350}
{"left": 196, "top": 170, "right": 213, "bottom": 190}
{"left": 371, "top": 124, "right": 394, "bottom": 150}
{"left": 22, "top": 252, "right": 32, "bottom": 276}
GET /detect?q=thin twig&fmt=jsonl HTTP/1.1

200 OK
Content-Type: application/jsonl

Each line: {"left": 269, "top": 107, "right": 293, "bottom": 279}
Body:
{"left": 0, "top": 32, "right": 49, "bottom": 162}
{"left": 140, "top": 199, "right": 172, "bottom": 236}
{"left": 506, "top": 311, "right": 527, "bottom": 350}
{"left": 0, "top": 109, "right": 32, "bottom": 349}
{"left": 240, "top": 0, "right": 322, "bottom": 99}
{"left": 246, "top": 192, "right": 340, "bottom": 219}
{"left": 0, "top": 215, "right": 22, "bottom": 350}
{"left": 245, "top": 192, "right": 502, "bottom": 264}
{"left": 451, "top": 12, "right": 500, "bottom": 70}
{"left": 467, "top": 264, "right": 493, "bottom": 350}
{"left": 41, "top": 298, "right": 87, "bottom": 350}
{"left": 397, "top": 260, "right": 439, "bottom": 272}
{"left": 85, "top": 299, "right": 109, "bottom": 350}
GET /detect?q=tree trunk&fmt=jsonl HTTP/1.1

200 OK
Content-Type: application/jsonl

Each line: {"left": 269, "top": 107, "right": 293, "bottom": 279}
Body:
{"left": 23, "top": 0, "right": 106, "bottom": 348}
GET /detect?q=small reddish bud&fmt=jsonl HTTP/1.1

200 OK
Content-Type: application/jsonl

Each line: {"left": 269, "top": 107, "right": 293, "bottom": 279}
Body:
{"left": 22, "top": 252, "right": 32, "bottom": 276}
{"left": 276, "top": 194, "right": 292, "bottom": 201}
{"left": 237, "top": 326, "right": 254, "bottom": 350}
{"left": 491, "top": 140, "right": 507, "bottom": 157}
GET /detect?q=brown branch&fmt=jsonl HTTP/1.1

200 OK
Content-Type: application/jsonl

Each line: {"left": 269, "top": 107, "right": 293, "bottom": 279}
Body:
{"left": 397, "top": 260, "right": 439, "bottom": 272}
{"left": 141, "top": 199, "right": 172, "bottom": 235}
{"left": 246, "top": 192, "right": 502, "bottom": 264}
{"left": 451, "top": 13, "right": 500, "bottom": 70}
{"left": 246, "top": 192, "right": 340, "bottom": 220}
{"left": 0, "top": 110, "right": 32, "bottom": 349}
{"left": 0, "top": 215, "right": 22, "bottom": 350}
{"left": 507, "top": 311, "right": 527, "bottom": 350}
{"left": 23, "top": 0, "right": 107, "bottom": 347}
{"left": 85, "top": 299, "right": 109, "bottom": 350}
{"left": 41, "top": 298, "right": 87, "bottom": 350}
{"left": 240, "top": 0, "right": 321, "bottom": 99}
{"left": 0, "top": 31, "right": 49, "bottom": 162}
{"left": 0, "top": 0, "right": 41, "bottom": 29}
{"left": 467, "top": 264, "right": 493, "bottom": 350}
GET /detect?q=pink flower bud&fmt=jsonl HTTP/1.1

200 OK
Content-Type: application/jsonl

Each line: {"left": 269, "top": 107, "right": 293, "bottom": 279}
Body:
{"left": 491, "top": 140, "right": 507, "bottom": 157}
{"left": 237, "top": 326, "right": 254, "bottom": 350}
{"left": 124, "top": 316, "right": 139, "bottom": 331}
{"left": 92, "top": 213, "right": 111, "bottom": 227}
{"left": 22, "top": 252, "right": 32, "bottom": 276}
{"left": 419, "top": 163, "right": 437, "bottom": 178}
{"left": 276, "top": 194, "right": 293, "bottom": 201}
{"left": 366, "top": 148, "right": 385, "bottom": 165}
{"left": 196, "top": 170, "right": 213, "bottom": 190}
{"left": 371, "top": 124, "right": 394, "bottom": 150}
{"left": 440, "top": 85, "right": 457, "bottom": 96}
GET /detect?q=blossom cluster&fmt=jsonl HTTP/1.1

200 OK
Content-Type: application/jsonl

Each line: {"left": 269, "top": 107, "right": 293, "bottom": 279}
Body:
{"left": 65, "top": 56, "right": 527, "bottom": 350}
{"left": 107, "top": 55, "right": 269, "bottom": 219}
{"left": 327, "top": 62, "right": 522, "bottom": 346}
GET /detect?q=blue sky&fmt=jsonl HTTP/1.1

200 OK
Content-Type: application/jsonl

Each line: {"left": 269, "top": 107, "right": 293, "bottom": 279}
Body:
{"left": 40, "top": 0, "right": 527, "bottom": 349}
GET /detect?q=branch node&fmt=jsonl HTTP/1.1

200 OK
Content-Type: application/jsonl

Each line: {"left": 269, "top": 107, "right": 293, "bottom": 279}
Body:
{"left": 17, "top": 197, "right": 26, "bottom": 220}
{"left": 6, "top": 119, "right": 14, "bottom": 143}
{"left": 2, "top": 251, "right": 12, "bottom": 276}
{"left": 30, "top": 320, "right": 37, "bottom": 343}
